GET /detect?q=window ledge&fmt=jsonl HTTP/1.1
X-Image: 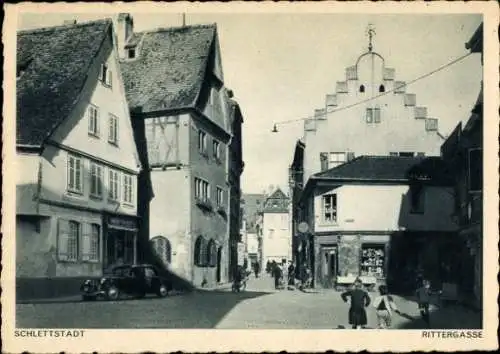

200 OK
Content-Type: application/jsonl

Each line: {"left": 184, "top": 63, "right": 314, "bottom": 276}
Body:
{"left": 65, "top": 190, "right": 84, "bottom": 198}
{"left": 89, "top": 194, "right": 103, "bottom": 201}
{"left": 122, "top": 202, "right": 135, "bottom": 208}
{"left": 196, "top": 199, "right": 213, "bottom": 211}
{"left": 88, "top": 132, "right": 101, "bottom": 139}
{"left": 107, "top": 199, "right": 120, "bottom": 205}
{"left": 108, "top": 141, "right": 119, "bottom": 147}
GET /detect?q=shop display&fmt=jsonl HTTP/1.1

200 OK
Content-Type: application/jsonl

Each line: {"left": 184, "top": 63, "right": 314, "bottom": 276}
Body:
{"left": 360, "top": 246, "right": 385, "bottom": 277}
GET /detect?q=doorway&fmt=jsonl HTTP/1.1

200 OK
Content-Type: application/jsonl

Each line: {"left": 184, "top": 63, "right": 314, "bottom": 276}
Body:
{"left": 321, "top": 247, "right": 337, "bottom": 288}
{"left": 216, "top": 247, "right": 222, "bottom": 283}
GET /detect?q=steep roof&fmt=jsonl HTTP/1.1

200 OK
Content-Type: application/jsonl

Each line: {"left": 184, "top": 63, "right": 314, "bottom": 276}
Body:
{"left": 312, "top": 156, "right": 453, "bottom": 185}
{"left": 120, "top": 24, "right": 216, "bottom": 113}
{"left": 266, "top": 188, "right": 288, "bottom": 200}
{"left": 16, "top": 19, "right": 111, "bottom": 146}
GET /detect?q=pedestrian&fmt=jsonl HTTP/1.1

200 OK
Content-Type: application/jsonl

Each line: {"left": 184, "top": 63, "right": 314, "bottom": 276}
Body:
{"left": 341, "top": 278, "right": 371, "bottom": 329}
{"left": 415, "top": 279, "right": 441, "bottom": 328}
{"left": 287, "top": 261, "right": 295, "bottom": 289}
{"left": 254, "top": 262, "right": 260, "bottom": 278}
{"left": 373, "top": 285, "right": 399, "bottom": 329}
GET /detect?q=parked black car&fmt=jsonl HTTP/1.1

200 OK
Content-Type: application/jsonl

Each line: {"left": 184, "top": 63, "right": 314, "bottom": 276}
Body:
{"left": 80, "top": 264, "right": 172, "bottom": 301}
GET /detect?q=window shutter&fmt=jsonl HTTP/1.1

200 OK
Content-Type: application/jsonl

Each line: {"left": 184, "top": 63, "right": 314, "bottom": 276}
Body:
{"left": 374, "top": 108, "right": 381, "bottom": 123}
{"left": 57, "top": 219, "right": 70, "bottom": 261}
{"left": 81, "top": 223, "right": 91, "bottom": 261}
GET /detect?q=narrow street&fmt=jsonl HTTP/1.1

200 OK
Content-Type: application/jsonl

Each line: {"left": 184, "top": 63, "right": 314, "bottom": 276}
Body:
{"left": 16, "top": 274, "right": 481, "bottom": 329}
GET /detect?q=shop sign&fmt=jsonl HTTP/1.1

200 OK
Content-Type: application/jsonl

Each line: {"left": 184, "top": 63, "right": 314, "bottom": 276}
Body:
{"left": 107, "top": 216, "right": 137, "bottom": 230}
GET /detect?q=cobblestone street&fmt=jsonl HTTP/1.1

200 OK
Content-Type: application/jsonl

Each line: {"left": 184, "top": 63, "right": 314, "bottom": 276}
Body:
{"left": 16, "top": 274, "right": 481, "bottom": 329}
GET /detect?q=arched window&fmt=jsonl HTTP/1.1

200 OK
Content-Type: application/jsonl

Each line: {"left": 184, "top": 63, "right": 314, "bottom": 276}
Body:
{"left": 151, "top": 236, "right": 171, "bottom": 265}
{"left": 359, "top": 85, "right": 365, "bottom": 93}
{"left": 379, "top": 84, "right": 385, "bottom": 93}
{"left": 207, "top": 240, "right": 217, "bottom": 267}
{"left": 194, "top": 236, "right": 207, "bottom": 266}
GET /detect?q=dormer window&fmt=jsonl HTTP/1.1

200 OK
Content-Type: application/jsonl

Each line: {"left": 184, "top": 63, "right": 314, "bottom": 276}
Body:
{"left": 379, "top": 84, "right": 385, "bottom": 93}
{"left": 359, "top": 85, "right": 365, "bottom": 93}
{"left": 17, "top": 57, "right": 33, "bottom": 79}
{"left": 128, "top": 48, "right": 136, "bottom": 59}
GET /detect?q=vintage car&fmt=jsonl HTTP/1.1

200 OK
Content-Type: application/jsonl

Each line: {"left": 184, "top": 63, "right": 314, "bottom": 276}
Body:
{"left": 80, "top": 264, "right": 172, "bottom": 301}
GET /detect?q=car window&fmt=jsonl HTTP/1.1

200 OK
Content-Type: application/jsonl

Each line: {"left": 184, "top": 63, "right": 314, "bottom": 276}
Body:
{"left": 112, "top": 267, "right": 130, "bottom": 276}
{"left": 144, "top": 267, "right": 156, "bottom": 277}
{"left": 132, "top": 267, "right": 144, "bottom": 278}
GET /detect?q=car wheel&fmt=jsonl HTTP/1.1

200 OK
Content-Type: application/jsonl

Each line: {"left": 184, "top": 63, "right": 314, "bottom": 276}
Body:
{"left": 106, "top": 285, "right": 120, "bottom": 301}
{"left": 157, "top": 284, "right": 169, "bottom": 298}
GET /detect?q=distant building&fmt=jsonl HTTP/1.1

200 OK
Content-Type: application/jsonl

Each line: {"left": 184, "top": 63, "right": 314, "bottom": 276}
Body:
{"left": 117, "top": 14, "right": 243, "bottom": 287}
{"left": 441, "top": 22, "right": 483, "bottom": 309}
{"left": 299, "top": 156, "right": 457, "bottom": 291}
{"left": 261, "top": 188, "right": 292, "bottom": 264}
{"left": 241, "top": 193, "right": 266, "bottom": 267}
{"left": 16, "top": 20, "right": 141, "bottom": 300}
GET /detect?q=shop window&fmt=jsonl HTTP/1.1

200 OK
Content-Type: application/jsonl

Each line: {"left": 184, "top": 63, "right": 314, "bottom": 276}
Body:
{"left": 207, "top": 239, "right": 217, "bottom": 267}
{"left": 321, "top": 194, "right": 337, "bottom": 224}
{"left": 57, "top": 219, "right": 79, "bottom": 262}
{"left": 468, "top": 148, "right": 482, "bottom": 192}
{"left": 151, "top": 236, "right": 171, "bottom": 264}
{"left": 360, "top": 244, "right": 385, "bottom": 277}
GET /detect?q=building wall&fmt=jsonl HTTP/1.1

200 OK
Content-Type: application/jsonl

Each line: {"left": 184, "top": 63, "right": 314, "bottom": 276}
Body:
{"left": 262, "top": 212, "right": 292, "bottom": 262}
{"left": 189, "top": 113, "right": 230, "bottom": 286}
{"left": 149, "top": 168, "right": 191, "bottom": 279}
{"left": 311, "top": 184, "right": 456, "bottom": 233}
{"left": 303, "top": 53, "right": 443, "bottom": 182}
{"left": 49, "top": 33, "right": 139, "bottom": 173}
{"left": 16, "top": 152, "right": 40, "bottom": 215}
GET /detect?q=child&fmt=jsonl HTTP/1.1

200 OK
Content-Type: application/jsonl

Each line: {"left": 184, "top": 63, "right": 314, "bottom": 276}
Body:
{"left": 341, "top": 278, "right": 371, "bottom": 329}
{"left": 373, "top": 285, "right": 399, "bottom": 329}
{"left": 415, "top": 279, "right": 440, "bottom": 328}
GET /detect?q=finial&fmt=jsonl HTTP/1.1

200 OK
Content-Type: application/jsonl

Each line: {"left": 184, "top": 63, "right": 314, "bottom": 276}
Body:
{"left": 366, "top": 23, "right": 376, "bottom": 52}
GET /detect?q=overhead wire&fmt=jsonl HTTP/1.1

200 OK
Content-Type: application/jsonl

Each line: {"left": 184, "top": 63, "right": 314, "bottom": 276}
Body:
{"left": 273, "top": 52, "right": 474, "bottom": 127}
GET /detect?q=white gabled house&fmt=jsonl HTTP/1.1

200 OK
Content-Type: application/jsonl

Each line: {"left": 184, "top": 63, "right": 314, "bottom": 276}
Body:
{"left": 16, "top": 19, "right": 141, "bottom": 300}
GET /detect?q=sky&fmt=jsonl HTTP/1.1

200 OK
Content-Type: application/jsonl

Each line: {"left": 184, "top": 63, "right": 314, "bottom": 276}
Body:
{"left": 18, "top": 11, "right": 483, "bottom": 196}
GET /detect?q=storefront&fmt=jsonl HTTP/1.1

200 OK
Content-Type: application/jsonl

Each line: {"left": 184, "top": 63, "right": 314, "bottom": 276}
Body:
{"left": 314, "top": 233, "right": 390, "bottom": 289}
{"left": 103, "top": 212, "right": 139, "bottom": 269}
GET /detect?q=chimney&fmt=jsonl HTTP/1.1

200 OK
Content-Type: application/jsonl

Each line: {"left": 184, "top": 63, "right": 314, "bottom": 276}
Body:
{"left": 116, "top": 13, "right": 134, "bottom": 59}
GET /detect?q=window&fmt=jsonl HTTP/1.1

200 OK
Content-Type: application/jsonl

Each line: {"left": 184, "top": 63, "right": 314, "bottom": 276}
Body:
{"left": 88, "top": 105, "right": 100, "bottom": 136}
{"left": 359, "top": 85, "right": 365, "bottom": 93}
{"left": 213, "top": 140, "right": 221, "bottom": 160}
{"left": 108, "top": 169, "right": 120, "bottom": 201}
{"left": 409, "top": 184, "right": 425, "bottom": 214}
{"left": 151, "top": 236, "right": 171, "bottom": 264}
{"left": 329, "top": 152, "right": 346, "bottom": 168}
{"left": 425, "top": 118, "right": 438, "bottom": 131}
{"left": 379, "top": 84, "right": 385, "bottom": 93}
{"left": 90, "top": 162, "right": 103, "bottom": 198}
{"left": 128, "top": 48, "right": 136, "bottom": 59}
{"left": 322, "top": 194, "right": 337, "bottom": 223}
{"left": 108, "top": 114, "right": 119, "bottom": 145}
{"left": 216, "top": 187, "right": 224, "bottom": 206}
{"left": 123, "top": 174, "right": 134, "bottom": 204}
{"left": 360, "top": 244, "right": 385, "bottom": 277}
{"left": 82, "top": 223, "right": 100, "bottom": 262}
{"left": 416, "top": 152, "right": 425, "bottom": 157}
{"left": 468, "top": 148, "right": 482, "bottom": 192}
{"left": 198, "top": 131, "right": 207, "bottom": 155}
{"left": 67, "top": 155, "right": 83, "bottom": 194}
{"left": 57, "top": 219, "right": 79, "bottom": 262}
{"left": 366, "top": 108, "right": 381, "bottom": 123}
{"left": 99, "top": 63, "right": 112, "bottom": 87}
{"left": 194, "top": 236, "right": 208, "bottom": 266}
{"left": 194, "top": 177, "right": 210, "bottom": 202}
{"left": 207, "top": 240, "right": 217, "bottom": 267}
{"left": 389, "top": 152, "right": 398, "bottom": 157}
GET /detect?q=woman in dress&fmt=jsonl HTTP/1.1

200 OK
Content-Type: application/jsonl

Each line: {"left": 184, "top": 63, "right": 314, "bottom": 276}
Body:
{"left": 341, "top": 278, "right": 371, "bottom": 329}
